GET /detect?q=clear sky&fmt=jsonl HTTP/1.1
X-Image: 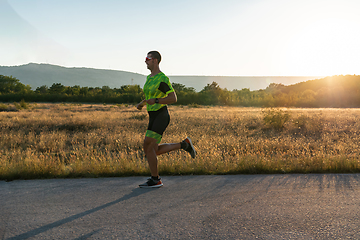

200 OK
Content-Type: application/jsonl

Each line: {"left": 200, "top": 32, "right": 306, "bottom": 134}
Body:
{"left": 1, "top": 0, "right": 360, "bottom": 76}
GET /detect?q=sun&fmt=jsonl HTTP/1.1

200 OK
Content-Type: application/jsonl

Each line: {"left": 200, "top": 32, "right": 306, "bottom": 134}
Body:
{"left": 281, "top": 17, "right": 360, "bottom": 76}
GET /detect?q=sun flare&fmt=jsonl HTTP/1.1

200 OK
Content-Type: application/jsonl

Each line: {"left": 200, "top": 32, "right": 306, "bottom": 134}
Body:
{"left": 281, "top": 17, "right": 360, "bottom": 76}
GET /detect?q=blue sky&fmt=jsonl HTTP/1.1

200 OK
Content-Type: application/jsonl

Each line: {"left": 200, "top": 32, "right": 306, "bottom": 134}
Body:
{"left": 1, "top": 0, "right": 360, "bottom": 76}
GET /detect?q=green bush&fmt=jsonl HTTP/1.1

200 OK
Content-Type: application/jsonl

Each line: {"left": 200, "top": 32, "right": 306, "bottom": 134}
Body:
{"left": 13, "top": 102, "right": 21, "bottom": 110}
{"left": 293, "top": 115, "right": 308, "bottom": 129}
{"left": 263, "top": 109, "right": 290, "bottom": 131}
{"left": 20, "top": 99, "right": 28, "bottom": 109}
{"left": 0, "top": 103, "right": 8, "bottom": 111}
{"left": 188, "top": 103, "right": 201, "bottom": 108}
{"left": 131, "top": 114, "right": 147, "bottom": 120}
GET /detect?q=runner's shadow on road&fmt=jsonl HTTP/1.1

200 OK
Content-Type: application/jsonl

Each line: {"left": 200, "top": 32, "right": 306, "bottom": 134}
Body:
{"left": 7, "top": 188, "right": 151, "bottom": 240}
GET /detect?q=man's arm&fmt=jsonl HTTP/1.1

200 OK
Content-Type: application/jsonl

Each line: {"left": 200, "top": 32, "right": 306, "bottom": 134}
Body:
{"left": 146, "top": 92, "right": 177, "bottom": 105}
{"left": 136, "top": 99, "right": 147, "bottom": 110}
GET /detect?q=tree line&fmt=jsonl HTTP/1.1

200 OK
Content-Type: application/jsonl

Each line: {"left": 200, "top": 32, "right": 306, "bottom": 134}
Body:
{"left": 1, "top": 74, "right": 360, "bottom": 107}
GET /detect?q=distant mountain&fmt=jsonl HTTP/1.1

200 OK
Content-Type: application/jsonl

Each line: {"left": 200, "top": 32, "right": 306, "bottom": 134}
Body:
{"left": 0, "top": 63, "right": 146, "bottom": 89}
{"left": 0, "top": 63, "right": 322, "bottom": 91}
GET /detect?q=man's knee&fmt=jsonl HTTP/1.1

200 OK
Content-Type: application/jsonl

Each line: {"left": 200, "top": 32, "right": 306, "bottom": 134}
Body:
{"left": 143, "top": 137, "right": 158, "bottom": 152}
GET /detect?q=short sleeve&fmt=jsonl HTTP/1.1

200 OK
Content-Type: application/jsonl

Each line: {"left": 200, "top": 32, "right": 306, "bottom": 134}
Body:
{"left": 158, "top": 82, "right": 171, "bottom": 94}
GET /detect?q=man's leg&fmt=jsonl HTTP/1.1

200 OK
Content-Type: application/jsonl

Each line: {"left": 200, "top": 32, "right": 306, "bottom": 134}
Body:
{"left": 143, "top": 137, "right": 160, "bottom": 177}
{"left": 143, "top": 140, "right": 183, "bottom": 174}
{"left": 154, "top": 140, "right": 196, "bottom": 158}
{"left": 139, "top": 137, "right": 164, "bottom": 188}
{"left": 156, "top": 143, "right": 181, "bottom": 155}
{"left": 143, "top": 137, "right": 196, "bottom": 177}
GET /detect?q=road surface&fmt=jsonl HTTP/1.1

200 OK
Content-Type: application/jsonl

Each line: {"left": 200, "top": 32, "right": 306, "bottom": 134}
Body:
{"left": 1, "top": 174, "right": 360, "bottom": 239}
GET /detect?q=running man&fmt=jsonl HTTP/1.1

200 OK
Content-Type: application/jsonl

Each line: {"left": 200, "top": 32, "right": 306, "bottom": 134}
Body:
{"left": 136, "top": 51, "right": 196, "bottom": 188}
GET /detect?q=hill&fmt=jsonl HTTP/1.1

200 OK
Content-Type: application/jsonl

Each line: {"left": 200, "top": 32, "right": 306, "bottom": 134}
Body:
{"left": 0, "top": 63, "right": 321, "bottom": 92}
{"left": 0, "top": 63, "right": 145, "bottom": 90}
{"left": 264, "top": 75, "right": 360, "bottom": 107}
{"left": 285, "top": 75, "right": 360, "bottom": 93}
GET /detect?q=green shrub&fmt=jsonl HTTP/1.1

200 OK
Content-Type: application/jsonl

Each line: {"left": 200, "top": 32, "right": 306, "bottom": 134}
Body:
{"left": 294, "top": 115, "right": 308, "bottom": 129}
{"left": 0, "top": 103, "right": 8, "bottom": 111}
{"left": 131, "top": 114, "right": 147, "bottom": 120}
{"left": 20, "top": 99, "right": 28, "bottom": 109}
{"left": 14, "top": 102, "right": 21, "bottom": 110}
{"left": 263, "top": 109, "right": 290, "bottom": 131}
{"left": 188, "top": 103, "right": 201, "bottom": 108}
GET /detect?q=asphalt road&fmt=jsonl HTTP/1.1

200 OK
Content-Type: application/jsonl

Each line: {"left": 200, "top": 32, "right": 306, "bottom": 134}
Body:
{"left": 1, "top": 174, "right": 360, "bottom": 239}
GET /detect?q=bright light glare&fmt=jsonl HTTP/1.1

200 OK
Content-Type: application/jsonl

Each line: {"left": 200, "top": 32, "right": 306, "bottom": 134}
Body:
{"left": 281, "top": 18, "right": 360, "bottom": 76}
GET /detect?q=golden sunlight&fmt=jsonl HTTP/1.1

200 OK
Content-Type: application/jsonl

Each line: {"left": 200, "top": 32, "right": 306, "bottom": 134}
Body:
{"left": 282, "top": 17, "right": 360, "bottom": 76}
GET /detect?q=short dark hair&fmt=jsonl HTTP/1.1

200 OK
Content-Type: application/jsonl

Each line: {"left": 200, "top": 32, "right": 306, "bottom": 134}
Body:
{"left": 148, "top": 51, "right": 161, "bottom": 63}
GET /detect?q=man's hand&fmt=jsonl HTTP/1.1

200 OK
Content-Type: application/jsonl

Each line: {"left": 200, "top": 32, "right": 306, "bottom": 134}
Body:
{"left": 136, "top": 100, "right": 146, "bottom": 110}
{"left": 136, "top": 103, "right": 143, "bottom": 110}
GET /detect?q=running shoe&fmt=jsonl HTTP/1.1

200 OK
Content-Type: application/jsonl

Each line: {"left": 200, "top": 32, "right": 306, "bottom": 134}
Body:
{"left": 139, "top": 177, "right": 163, "bottom": 188}
{"left": 183, "top": 137, "right": 196, "bottom": 159}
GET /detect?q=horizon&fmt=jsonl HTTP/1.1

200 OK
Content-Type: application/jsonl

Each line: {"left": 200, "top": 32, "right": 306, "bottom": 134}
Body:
{"left": 1, "top": 0, "right": 360, "bottom": 77}
{"left": 0, "top": 63, "right": 330, "bottom": 92}
{"left": 1, "top": 62, "right": 327, "bottom": 78}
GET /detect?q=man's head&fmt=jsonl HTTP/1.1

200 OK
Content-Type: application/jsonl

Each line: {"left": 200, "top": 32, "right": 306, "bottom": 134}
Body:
{"left": 145, "top": 51, "right": 161, "bottom": 71}
{"left": 147, "top": 51, "right": 161, "bottom": 63}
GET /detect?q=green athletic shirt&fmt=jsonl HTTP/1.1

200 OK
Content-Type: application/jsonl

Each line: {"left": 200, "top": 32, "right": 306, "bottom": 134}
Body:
{"left": 143, "top": 72, "right": 174, "bottom": 112}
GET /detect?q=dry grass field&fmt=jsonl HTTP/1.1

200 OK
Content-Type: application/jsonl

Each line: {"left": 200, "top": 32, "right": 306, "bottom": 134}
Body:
{"left": 1, "top": 103, "right": 360, "bottom": 180}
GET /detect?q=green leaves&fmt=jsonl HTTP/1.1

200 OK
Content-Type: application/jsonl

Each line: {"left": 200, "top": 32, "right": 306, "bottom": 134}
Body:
{"left": 0, "top": 75, "right": 31, "bottom": 93}
{"left": 262, "top": 109, "right": 290, "bottom": 131}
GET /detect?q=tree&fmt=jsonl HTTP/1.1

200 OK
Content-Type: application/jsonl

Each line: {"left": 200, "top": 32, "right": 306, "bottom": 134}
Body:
{"left": 101, "top": 86, "right": 111, "bottom": 93}
{"left": 65, "top": 85, "right": 81, "bottom": 95}
{"left": 201, "top": 81, "right": 221, "bottom": 92}
{"left": 171, "top": 83, "right": 197, "bottom": 105}
{"left": 118, "top": 85, "right": 143, "bottom": 94}
{"left": 79, "top": 87, "right": 89, "bottom": 96}
{"left": 172, "top": 83, "right": 196, "bottom": 93}
{"left": 49, "top": 83, "right": 66, "bottom": 94}
{"left": 35, "top": 85, "right": 49, "bottom": 94}
{"left": 199, "top": 82, "right": 223, "bottom": 105}
{"left": 0, "top": 75, "right": 31, "bottom": 93}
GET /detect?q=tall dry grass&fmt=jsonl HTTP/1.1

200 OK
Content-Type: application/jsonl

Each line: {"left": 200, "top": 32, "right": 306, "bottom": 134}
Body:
{"left": 1, "top": 103, "right": 360, "bottom": 180}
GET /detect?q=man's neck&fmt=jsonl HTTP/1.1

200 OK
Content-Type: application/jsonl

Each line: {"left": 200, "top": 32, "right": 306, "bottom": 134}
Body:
{"left": 150, "top": 67, "right": 161, "bottom": 77}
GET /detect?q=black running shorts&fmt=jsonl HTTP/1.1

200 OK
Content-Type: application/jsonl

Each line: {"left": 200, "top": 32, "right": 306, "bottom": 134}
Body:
{"left": 146, "top": 106, "right": 170, "bottom": 143}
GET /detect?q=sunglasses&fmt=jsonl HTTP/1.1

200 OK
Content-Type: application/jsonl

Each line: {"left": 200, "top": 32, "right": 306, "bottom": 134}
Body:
{"left": 145, "top": 57, "right": 154, "bottom": 61}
